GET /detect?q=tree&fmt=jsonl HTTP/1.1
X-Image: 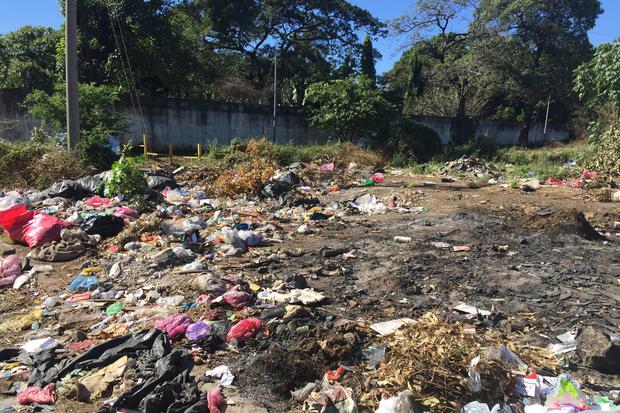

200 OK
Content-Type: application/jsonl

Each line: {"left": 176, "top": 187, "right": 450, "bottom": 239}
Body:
{"left": 26, "top": 83, "right": 125, "bottom": 134}
{"left": 25, "top": 83, "right": 126, "bottom": 169}
{"left": 573, "top": 41, "right": 620, "bottom": 142}
{"left": 475, "top": 0, "right": 603, "bottom": 146}
{"left": 0, "top": 26, "right": 61, "bottom": 92}
{"left": 304, "top": 76, "right": 392, "bottom": 141}
{"left": 201, "top": 0, "right": 384, "bottom": 86}
{"left": 360, "top": 35, "right": 376, "bottom": 84}
{"left": 403, "top": 52, "right": 423, "bottom": 110}
{"left": 574, "top": 41, "right": 620, "bottom": 116}
{"left": 391, "top": 0, "right": 475, "bottom": 53}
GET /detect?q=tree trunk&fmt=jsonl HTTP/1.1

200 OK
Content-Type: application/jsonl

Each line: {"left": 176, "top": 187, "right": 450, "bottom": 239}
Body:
{"left": 451, "top": 83, "right": 468, "bottom": 145}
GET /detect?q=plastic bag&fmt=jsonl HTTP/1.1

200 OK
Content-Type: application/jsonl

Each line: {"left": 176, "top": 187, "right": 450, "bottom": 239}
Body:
{"left": 81, "top": 215, "right": 124, "bottom": 238}
{"left": 86, "top": 195, "right": 113, "bottom": 208}
{"left": 113, "top": 207, "right": 139, "bottom": 219}
{"left": 24, "top": 213, "right": 72, "bottom": 248}
{"left": 0, "top": 204, "right": 72, "bottom": 248}
{"left": 352, "top": 194, "right": 387, "bottom": 214}
{"left": 226, "top": 317, "right": 261, "bottom": 343}
{"left": 17, "top": 383, "right": 57, "bottom": 405}
{"left": 222, "top": 289, "right": 253, "bottom": 309}
{"left": 376, "top": 390, "right": 415, "bottom": 413}
{"left": 370, "top": 173, "right": 385, "bottom": 183}
{"left": 186, "top": 321, "right": 212, "bottom": 341}
{"left": 154, "top": 314, "right": 192, "bottom": 338}
{"left": 0, "top": 254, "right": 21, "bottom": 287}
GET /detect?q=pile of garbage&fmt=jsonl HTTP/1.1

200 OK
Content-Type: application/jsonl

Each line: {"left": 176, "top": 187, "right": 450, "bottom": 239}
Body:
{"left": 438, "top": 156, "right": 498, "bottom": 178}
{"left": 0, "top": 155, "right": 617, "bottom": 413}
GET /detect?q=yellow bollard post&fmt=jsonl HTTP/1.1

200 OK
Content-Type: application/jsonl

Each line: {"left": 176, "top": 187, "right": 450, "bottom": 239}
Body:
{"left": 142, "top": 133, "right": 148, "bottom": 158}
{"left": 197, "top": 143, "right": 202, "bottom": 159}
{"left": 168, "top": 143, "right": 173, "bottom": 163}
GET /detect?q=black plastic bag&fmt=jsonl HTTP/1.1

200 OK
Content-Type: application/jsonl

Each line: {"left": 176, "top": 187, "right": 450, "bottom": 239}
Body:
{"left": 30, "top": 329, "right": 165, "bottom": 387}
{"left": 47, "top": 180, "right": 87, "bottom": 200}
{"left": 81, "top": 215, "right": 124, "bottom": 238}
{"left": 147, "top": 175, "right": 179, "bottom": 191}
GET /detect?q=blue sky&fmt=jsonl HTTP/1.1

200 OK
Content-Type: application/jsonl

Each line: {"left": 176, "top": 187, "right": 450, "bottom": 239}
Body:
{"left": 1, "top": 0, "right": 619, "bottom": 74}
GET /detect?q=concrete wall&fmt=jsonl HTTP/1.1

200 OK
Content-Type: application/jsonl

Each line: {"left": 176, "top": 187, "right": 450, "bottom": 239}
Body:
{"left": 124, "top": 97, "right": 327, "bottom": 151}
{"left": 0, "top": 88, "right": 569, "bottom": 149}
{"left": 0, "top": 89, "right": 41, "bottom": 141}
{"left": 413, "top": 116, "right": 570, "bottom": 145}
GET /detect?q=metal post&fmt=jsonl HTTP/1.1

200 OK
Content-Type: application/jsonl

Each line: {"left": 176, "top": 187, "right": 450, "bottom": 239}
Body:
{"left": 272, "top": 54, "right": 277, "bottom": 143}
{"left": 65, "top": 0, "right": 80, "bottom": 149}
{"left": 543, "top": 95, "right": 551, "bottom": 138}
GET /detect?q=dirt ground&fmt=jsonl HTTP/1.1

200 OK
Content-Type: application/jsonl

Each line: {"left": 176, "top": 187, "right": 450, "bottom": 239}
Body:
{"left": 218, "top": 175, "right": 620, "bottom": 411}
{"left": 1, "top": 172, "right": 619, "bottom": 412}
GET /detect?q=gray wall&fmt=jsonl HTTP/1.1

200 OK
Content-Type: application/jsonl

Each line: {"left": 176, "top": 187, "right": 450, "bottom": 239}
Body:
{"left": 0, "top": 89, "right": 41, "bottom": 140}
{"left": 124, "top": 97, "right": 327, "bottom": 151}
{"left": 413, "top": 116, "right": 569, "bottom": 145}
{"left": 0, "top": 88, "right": 569, "bottom": 149}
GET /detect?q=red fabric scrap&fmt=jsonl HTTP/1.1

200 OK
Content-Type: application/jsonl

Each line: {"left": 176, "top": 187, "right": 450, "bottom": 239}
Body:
{"left": 324, "top": 365, "right": 346, "bottom": 382}
{"left": 17, "top": 383, "right": 57, "bottom": 405}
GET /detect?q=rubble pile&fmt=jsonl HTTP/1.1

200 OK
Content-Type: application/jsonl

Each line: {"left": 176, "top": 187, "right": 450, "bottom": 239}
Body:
{"left": 438, "top": 156, "right": 498, "bottom": 178}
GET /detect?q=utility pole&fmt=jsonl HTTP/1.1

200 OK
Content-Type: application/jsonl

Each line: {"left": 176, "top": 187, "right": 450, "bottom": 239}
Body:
{"left": 272, "top": 53, "right": 277, "bottom": 143}
{"left": 543, "top": 95, "right": 551, "bottom": 140}
{"left": 66, "top": 0, "right": 80, "bottom": 149}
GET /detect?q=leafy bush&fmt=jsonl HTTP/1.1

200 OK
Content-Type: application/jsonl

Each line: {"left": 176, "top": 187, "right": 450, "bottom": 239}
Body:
{"left": 584, "top": 125, "right": 620, "bottom": 175}
{"left": 25, "top": 83, "right": 126, "bottom": 170}
{"left": 104, "top": 144, "right": 148, "bottom": 199}
{"left": 384, "top": 116, "right": 443, "bottom": 165}
{"left": 304, "top": 75, "right": 393, "bottom": 141}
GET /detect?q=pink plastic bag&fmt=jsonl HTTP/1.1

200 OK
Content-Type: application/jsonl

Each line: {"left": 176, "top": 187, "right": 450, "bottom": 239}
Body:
{"left": 207, "top": 388, "right": 227, "bottom": 413}
{"left": 113, "top": 207, "right": 139, "bottom": 219}
{"left": 320, "top": 162, "right": 335, "bottom": 173}
{"left": 23, "top": 213, "right": 72, "bottom": 248}
{"left": 370, "top": 173, "right": 385, "bottom": 183}
{"left": 226, "top": 317, "right": 261, "bottom": 343}
{"left": 17, "top": 383, "right": 57, "bottom": 405}
{"left": 0, "top": 254, "right": 21, "bottom": 287}
{"left": 222, "top": 289, "right": 253, "bottom": 309}
{"left": 154, "top": 314, "right": 192, "bottom": 338}
{"left": 86, "top": 195, "right": 113, "bottom": 208}
{"left": 581, "top": 170, "right": 598, "bottom": 179}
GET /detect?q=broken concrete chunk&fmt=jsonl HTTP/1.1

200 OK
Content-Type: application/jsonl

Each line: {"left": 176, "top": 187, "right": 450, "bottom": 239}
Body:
{"left": 576, "top": 326, "right": 620, "bottom": 374}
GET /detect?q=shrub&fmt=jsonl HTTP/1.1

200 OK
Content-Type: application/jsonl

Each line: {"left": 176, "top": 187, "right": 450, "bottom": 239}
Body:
{"left": 0, "top": 140, "right": 91, "bottom": 189}
{"left": 584, "top": 125, "right": 620, "bottom": 175}
{"left": 304, "top": 75, "right": 393, "bottom": 141}
{"left": 25, "top": 83, "right": 125, "bottom": 170}
{"left": 104, "top": 144, "right": 148, "bottom": 199}
{"left": 384, "top": 116, "right": 443, "bottom": 165}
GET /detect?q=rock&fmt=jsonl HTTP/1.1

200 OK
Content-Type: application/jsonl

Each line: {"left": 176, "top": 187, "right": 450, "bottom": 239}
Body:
{"left": 261, "top": 306, "right": 286, "bottom": 320}
{"left": 151, "top": 248, "right": 175, "bottom": 265}
{"left": 0, "top": 242, "right": 16, "bottom": 257}
{"left": 576, "top": 326, "right": 620, "bottom": 374}
{"left": 286, "top": 273, "right": 308, "bottom": 289}
{"left": 194, "top": 274, "right": 226, "bottom": 295}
